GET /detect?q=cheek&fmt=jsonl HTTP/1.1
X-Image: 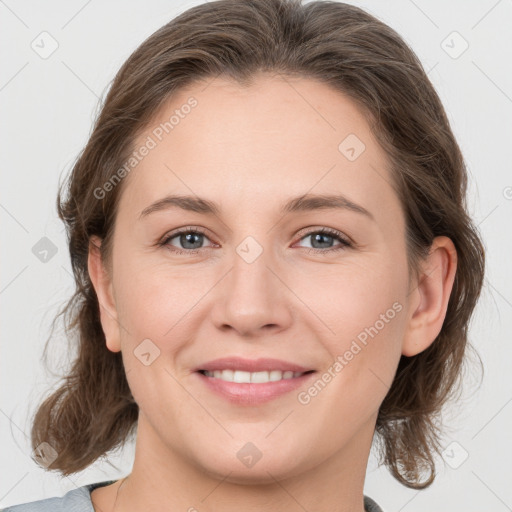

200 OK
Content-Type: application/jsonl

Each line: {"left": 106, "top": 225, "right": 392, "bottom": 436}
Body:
{"left": 299, "top": 274, "right": 407, "bottom": 440}
{"left": 113, "top": 254, "right": 210, "bottom": 337}
{"left": 305, "top": 253, "right": 408, "bottom": 397}
{"left": 113, "top": 263, "right": 197, "bottom": 410}
{"left": 302, "top": 257, "right": 407, "bottom": 342}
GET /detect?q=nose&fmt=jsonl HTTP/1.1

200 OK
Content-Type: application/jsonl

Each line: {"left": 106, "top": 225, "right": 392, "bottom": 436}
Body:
{"left": 211, "top": 242, "right": 293, "bottom": 338}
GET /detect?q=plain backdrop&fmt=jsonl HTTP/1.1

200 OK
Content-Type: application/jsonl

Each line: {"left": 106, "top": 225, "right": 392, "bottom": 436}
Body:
{"left": 1, "top": 1, "right": 511, "bottom": 511}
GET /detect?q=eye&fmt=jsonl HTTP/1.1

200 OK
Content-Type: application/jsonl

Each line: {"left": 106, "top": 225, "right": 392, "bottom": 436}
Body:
{"left": 295, "top": 227, "right": 352, "bottom": 254}
{"left": 158, "top": 226, "right": 352, "bottom": 256}
{"left": 158, "top": 227, "right": 215, "bottom": 254}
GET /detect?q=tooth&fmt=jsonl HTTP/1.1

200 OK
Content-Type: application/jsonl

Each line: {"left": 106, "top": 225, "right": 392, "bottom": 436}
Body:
{"left": 221, "top": 369, "right": 234, "bottom": 381}
{"left": 269, "top": 370, "right": 283, "bottom": 382}
{"left": 233, "top": 370, "right": 252, "bottom": 383}
{"left": 203, "top": 369, "right": 307, "bottom": 382}
{"left": 251, "top": 371, "right": 270, "bottom": 383}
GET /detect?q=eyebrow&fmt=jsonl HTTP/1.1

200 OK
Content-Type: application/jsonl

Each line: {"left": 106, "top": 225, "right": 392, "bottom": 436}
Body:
{"left": 138, "top": 193, "right": 374, "bottom": 221}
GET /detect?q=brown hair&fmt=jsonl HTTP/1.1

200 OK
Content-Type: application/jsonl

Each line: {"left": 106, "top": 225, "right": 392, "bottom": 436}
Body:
{"left": 31, "top": 0, "right": 485, "bottom": 489}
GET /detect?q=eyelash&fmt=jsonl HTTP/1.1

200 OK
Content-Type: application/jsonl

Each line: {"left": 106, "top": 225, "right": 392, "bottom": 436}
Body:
{"left": 157, "top": 226, "right": 352, "bottom": 256}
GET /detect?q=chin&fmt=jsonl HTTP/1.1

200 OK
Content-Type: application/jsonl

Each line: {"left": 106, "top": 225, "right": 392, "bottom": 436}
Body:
{"left": 202, "top": 459, "right": 301, "bottom": 485}
{"left": 190, "top": 443, "right": 310, "bottom": 485}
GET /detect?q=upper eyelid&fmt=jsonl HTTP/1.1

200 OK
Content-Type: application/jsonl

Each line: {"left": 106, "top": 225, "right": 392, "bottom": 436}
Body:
{"left": 162, "top": 226, "right": 350, "bottom": 247}
{"left": 160, "top": 226, "right": 215, "bottom": 248}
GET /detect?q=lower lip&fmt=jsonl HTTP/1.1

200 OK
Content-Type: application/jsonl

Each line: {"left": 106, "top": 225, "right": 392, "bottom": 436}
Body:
{"left": 195, "top": 371, "right": 317, "bottom": 406}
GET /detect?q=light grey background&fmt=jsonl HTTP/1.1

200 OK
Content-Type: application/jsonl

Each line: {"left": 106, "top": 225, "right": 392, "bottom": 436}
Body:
{"left": 1, "top": 1, "right": 511, "bottom": 510}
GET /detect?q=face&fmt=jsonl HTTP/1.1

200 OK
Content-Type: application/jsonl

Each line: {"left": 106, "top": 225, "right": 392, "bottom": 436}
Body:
{"left": 93, "top": 74, "right": 418, "bottom": 483}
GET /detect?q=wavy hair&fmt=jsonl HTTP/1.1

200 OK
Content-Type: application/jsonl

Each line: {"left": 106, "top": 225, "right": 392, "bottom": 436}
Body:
{"left": 31, "top": 0, "right": 485, "bottom": 489}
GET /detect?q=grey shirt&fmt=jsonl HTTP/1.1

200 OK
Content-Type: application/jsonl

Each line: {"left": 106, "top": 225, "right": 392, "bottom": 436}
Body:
{"left": 1, "top": 480, "right": 384, "bottom": 512}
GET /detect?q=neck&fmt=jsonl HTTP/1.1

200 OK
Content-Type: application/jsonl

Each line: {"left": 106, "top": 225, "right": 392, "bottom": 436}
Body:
{"left": 113, "top": 413, "right": 375, "bottom": 512}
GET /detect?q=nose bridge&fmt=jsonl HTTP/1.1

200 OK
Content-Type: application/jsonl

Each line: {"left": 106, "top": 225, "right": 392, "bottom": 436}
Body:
{"left": 230, "top": 233, "right": 277, "bottom": 310}
{"left": 212, "top": 231, "right": 292, "bottom": 336}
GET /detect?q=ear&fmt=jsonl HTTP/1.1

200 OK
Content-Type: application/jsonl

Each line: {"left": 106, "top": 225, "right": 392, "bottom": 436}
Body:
{"left": 87, "top": 235, "right": 121, "bottom": 353}
{"left": 402, "top": 236, "right": 457, "bottom": 357}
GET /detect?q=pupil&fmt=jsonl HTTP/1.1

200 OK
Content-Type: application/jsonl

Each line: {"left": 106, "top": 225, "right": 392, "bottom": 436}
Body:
{"left": 182, "top": 233, "right": 202, "bottom": 249}
{"left": 312, "top": 233, "right": 332, "bottom": 249}
{"left": 178, "top": 232, "right": 334, "bottom": 250}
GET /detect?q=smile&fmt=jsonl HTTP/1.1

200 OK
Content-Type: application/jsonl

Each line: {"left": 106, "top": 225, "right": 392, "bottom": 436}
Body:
{"left": 198, "top": 369, "right": 312, "bottom": 383}
{"left": 195, "top": 369, "right": 317, "bottom": 405}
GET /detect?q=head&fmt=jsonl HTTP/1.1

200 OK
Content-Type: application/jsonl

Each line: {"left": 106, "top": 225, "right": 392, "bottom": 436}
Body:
{"left": 32, "top": 0, "right": 485, "bottom": 490}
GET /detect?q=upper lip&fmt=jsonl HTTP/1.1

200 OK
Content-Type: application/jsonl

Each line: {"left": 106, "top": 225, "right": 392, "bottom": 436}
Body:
{"left": 195, "top": 357, "right": 314, "bottom": 373}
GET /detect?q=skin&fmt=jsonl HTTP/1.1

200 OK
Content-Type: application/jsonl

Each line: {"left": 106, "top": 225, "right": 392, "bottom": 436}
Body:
{"left": 88, "top": 73, "right": 457, "bottom": 512}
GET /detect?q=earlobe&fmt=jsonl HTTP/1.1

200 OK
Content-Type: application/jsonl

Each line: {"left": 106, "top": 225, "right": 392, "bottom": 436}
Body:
{"left": 402, "top": 236, "right": 458, "bottom": 357}
{"left": 87, "top": 235, "right": 122, "bottom": 353}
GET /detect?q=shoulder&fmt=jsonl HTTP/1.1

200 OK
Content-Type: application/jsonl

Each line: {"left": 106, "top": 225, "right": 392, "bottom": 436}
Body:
{"left": 364, "top": 494, "right": 384, "bottom": 512}
{"left": 0, "top": 481, "right": 116, "bottom": 512}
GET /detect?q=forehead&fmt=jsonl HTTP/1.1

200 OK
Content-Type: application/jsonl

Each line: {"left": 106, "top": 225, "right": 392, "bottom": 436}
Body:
{"left": 119, "top": 73, "right": 398, "bottom": 224}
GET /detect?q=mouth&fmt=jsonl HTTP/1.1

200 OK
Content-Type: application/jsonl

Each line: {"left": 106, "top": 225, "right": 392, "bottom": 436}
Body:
{"left": 194, "top": 368, "right": 317, "bottom": 406}
{"left": 197, "top": 369, "right": 316, "bottom": 383}
{"left": 192, "top": 356, "right": 317, "bottom": 405}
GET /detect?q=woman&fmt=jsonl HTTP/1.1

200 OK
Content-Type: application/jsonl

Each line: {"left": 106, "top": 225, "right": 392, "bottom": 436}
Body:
{"left": 2, "top": 0, "right": 485, "bottom": 511}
